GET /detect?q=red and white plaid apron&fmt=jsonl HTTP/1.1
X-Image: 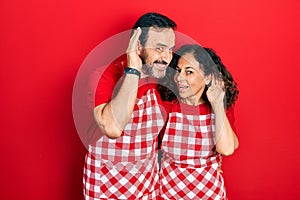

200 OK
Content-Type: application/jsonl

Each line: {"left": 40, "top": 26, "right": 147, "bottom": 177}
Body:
{"left": 160, "top": 102, "right": 227, "bottom": 200}
{"left": 84, "top": 86, "right": 165, "bottom": 200}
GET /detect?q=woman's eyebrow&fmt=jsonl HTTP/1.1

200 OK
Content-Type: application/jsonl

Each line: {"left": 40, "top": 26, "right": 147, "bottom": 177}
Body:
{"left": 184, "top": 66, "right": 194, "bottom": 70}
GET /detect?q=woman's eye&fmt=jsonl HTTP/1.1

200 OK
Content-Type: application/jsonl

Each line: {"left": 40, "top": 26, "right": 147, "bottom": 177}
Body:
{"left": 186, "top": 70, "right": 193, "bottom": 74}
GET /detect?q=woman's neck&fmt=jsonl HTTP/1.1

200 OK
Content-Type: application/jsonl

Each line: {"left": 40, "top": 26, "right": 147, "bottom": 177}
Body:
{"left": 180, "top": 96, "right": 205, "bottom": 106}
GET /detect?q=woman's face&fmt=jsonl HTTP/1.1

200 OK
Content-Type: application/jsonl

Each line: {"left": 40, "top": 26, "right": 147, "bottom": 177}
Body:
{"left": 174, "top": 52, "right": 207, "bottom": 105}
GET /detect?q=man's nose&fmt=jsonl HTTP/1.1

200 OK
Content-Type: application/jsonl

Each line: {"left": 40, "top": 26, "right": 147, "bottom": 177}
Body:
{"left": 161, "top": 50, "right": 172, "bottom": 63}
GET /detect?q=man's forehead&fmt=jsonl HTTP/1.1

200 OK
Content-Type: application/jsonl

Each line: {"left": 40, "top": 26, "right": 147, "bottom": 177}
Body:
{"left": 146, "top": 27, "right": 175, "bottom": 46}
{"left": 148, "top": 26, "right": 174, "bottom": 34}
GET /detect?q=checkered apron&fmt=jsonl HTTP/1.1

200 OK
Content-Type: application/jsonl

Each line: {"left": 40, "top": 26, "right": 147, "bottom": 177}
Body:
{"left": 160, "top": 102, "right": 227, "bottom": 200}
{"left": 83, "top": 87, "right": 164, "bottom": 200}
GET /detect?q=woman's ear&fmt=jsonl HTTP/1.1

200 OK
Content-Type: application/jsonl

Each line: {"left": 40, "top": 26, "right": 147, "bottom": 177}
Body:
{"left": 205, "top": 74, "right": 212, "bottom": 86}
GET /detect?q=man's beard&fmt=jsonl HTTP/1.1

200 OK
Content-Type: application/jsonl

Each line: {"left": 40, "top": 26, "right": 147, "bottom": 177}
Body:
{"left": 141, "top": 64, "right": 167, "bottom": 78}
{"left": 140, "top": 51, "right": 168, "bottom": 78}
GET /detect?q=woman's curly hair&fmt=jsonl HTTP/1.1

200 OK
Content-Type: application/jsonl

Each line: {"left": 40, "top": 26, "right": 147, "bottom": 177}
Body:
{"left": 158, "top": 45, "right": 239, "bottom": 108}
{"left": 204, "top": 47, "right": 239, "bottom": 107}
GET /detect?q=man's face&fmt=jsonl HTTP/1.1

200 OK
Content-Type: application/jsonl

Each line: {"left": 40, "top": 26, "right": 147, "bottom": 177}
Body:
{"left": 140, "top": 27, "right": 175, "bottom": 78}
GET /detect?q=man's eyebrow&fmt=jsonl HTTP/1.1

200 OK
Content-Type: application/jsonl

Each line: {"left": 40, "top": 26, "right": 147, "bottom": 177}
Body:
{"left": 156, "top": 43, "right": 175, "bottom": 49}
{"left": 156, "top": 43, "right": 168, "bottom": 47}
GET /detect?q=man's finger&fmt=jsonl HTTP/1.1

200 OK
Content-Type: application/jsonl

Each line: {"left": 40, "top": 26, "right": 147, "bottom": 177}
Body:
{"left": 127, "top": 27, "right": 142, "bottom": 53}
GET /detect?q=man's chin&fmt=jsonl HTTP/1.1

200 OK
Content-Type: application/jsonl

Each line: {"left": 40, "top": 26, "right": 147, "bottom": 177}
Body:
{"left": 152, "top": 69, "right": 166, "bottom": 78}
{"left": 142, "top": 64, "right": 167, "bottom": 78}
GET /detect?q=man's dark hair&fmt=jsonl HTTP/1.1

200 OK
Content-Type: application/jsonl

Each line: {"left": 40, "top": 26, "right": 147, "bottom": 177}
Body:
{"left": 131, "top": 12, "right": 177, "bottom": 46}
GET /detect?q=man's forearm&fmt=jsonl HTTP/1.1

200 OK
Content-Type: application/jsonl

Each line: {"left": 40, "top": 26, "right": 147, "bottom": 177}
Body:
{"left": 94, "top": 74, "right": 139, "bottom": 138}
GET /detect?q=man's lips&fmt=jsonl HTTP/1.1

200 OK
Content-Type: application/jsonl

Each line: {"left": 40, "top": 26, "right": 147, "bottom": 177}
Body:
{"left": 154, "top": 63, "right": 167, "bottom": 69}
{"left": 154, "top": 60, "right": 167, "bottom": 65}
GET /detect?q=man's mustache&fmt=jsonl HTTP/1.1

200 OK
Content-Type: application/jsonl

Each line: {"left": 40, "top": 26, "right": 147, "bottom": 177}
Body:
{"left": 154, "top": 60, "right": 168, "bottom": 65}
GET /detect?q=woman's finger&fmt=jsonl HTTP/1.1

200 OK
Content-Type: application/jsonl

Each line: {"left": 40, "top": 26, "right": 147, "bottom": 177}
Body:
{"left": 210, "top": 74, "right": 216, "bottom": 87}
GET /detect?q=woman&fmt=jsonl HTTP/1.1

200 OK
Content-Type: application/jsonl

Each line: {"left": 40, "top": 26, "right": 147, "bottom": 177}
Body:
{"left": 159, "top": 44, "right": 239, "bottom": 199}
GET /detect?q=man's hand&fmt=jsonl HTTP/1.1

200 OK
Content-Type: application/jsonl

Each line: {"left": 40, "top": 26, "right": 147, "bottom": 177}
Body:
{"left": 126, "top": 27, "right": 143, "bottom": 71}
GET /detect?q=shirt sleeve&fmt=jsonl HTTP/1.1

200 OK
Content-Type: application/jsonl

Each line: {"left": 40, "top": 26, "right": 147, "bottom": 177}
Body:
{"left": 94, "top": 55, "right": 127, "bottom": 106}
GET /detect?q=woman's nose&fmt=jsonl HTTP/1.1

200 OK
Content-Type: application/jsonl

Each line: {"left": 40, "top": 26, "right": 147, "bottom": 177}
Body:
{"left": 175, "top": 71, "right": 185, "bottom": 82}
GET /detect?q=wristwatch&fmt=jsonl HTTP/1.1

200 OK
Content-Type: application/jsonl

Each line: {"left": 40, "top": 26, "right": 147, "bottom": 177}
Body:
{"left": 124, "top": 67, "right": 141, "bottom": 79}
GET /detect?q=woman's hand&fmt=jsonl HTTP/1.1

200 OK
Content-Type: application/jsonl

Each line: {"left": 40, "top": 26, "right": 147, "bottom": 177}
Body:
{"left": 206, "top": 74, "right": 225, "bottom": 108}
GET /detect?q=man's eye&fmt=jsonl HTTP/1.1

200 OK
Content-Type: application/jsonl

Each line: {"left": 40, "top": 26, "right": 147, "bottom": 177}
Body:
{"left": 157, "top": 47, "right": 164, "bottom": 52}
{"left": 186, "top": 71, "right": 193, "bottom": 74}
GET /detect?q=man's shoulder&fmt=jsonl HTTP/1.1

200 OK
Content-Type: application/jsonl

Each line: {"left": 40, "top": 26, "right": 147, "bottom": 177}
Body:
{"left": 101, "top": 54, "right": 127, "bottom": 78}
{"left": 112, "top": 54, "right": 127, "bottom": 69}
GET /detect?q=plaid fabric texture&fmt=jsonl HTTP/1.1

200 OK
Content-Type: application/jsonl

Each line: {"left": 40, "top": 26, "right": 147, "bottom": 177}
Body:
{"left": 84, "top": 89, "right": 164, "bottom": 199}
{"left": 160, "top": 104, "right": 227, "bottom": 200}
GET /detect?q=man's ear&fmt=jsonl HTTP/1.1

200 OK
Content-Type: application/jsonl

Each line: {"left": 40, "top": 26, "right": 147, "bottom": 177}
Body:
{"left": 137, "top": 40, "right": 142, "bottom": 55}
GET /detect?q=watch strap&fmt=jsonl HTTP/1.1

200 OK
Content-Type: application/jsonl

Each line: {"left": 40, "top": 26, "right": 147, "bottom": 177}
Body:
{"left": 124, "top": 67, "right": 141, "bottom": 79}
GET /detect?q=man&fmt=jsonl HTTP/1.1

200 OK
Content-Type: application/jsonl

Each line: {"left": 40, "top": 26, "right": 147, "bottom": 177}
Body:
{"left": 83, "top": 12, "right": 176, "bottom": 199}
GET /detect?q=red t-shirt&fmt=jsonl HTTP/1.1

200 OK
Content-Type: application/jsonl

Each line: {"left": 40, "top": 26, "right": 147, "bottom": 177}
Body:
{"left": 95, "top": 54, "right": 127, "bottom": 106}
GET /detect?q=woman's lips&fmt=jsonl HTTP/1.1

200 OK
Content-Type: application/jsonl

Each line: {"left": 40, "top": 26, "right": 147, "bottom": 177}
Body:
{"left": 177, "top": 84, "right": 188, "bottom": 92}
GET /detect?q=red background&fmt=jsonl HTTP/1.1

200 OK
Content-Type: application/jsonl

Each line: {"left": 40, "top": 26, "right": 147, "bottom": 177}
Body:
{"left": 1, "top": 0, "right": 300, "bottom": 199}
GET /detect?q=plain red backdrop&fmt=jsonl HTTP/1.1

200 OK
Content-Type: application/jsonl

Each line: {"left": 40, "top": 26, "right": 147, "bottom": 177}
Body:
{"left": 1, "top": 0, "right": 300, "bottom": 199}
